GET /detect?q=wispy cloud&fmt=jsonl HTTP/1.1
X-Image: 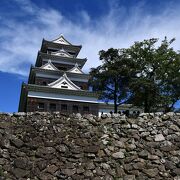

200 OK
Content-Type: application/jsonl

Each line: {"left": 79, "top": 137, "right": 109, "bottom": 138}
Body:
{"left": 0, "top": 0, "right": 180, "bottom": 76}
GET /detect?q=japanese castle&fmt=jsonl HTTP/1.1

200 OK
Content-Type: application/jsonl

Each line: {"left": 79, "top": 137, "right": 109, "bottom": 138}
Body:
{"left": 19, "top": 35, "right": 142, "bottom": 116}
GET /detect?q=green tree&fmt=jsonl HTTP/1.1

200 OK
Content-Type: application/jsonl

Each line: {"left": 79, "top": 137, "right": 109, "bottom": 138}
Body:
{"left": 157, "top": 38, "right": 180, "bottom": 112}
{"left": 90, "top": 38, "right": 180, "bottom": 113}
{"left": 89, "top": 48, "right": 135, "bottom": 113}
{"left": 127, "top": 37, "right": 180, "bottom": 112}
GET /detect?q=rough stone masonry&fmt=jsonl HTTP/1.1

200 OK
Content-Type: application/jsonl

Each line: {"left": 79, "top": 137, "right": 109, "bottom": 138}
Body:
{"left": 0, "top": 112, "right": 180, "bottom": 179}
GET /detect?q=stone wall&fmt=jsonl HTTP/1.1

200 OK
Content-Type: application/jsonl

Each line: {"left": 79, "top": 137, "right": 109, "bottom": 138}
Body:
{"left": 0, "top": 112, "right": 179, "bottom": 179}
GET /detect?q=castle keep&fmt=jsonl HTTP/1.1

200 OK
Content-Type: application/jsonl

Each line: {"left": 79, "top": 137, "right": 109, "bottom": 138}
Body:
{"left": 19, "top": 35, "right": 142, "bottom": 115}
{"left": 19, "top": 35, "right": 99, "bottom": 115}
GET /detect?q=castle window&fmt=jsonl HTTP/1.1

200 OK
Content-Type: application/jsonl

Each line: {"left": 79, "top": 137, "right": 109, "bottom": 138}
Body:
{"left": 73, "top": 105, "right": 78, "bottom": 113}
{"left": 38, "top": 103, "right": 44, "bottom": 110}
{"left": 42, "top": 81, "right": 47, "bottom": 86}
{"left": 83, "top": 106, "right": 89, "bottom": 112}
{"left": 49, "top": 103, "right": 56, "bottom": 111}
{"left": 61, "top": 104, "right": 67, "bottom": 111}
{"left": 58, "top": 67, "right": 67, "bottom": 71}
{"left": 61, "top": 85, "right": 68, "bottom": 88}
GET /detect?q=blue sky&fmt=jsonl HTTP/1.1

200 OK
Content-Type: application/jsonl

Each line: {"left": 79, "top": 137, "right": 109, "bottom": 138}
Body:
{"left": 0, "top": 0, "right": 180, "bottom": 112}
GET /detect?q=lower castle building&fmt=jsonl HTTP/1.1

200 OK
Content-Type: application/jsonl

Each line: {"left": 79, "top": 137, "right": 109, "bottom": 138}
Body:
{"left": 19, "top": 35, "right": 142, "bottom": 116}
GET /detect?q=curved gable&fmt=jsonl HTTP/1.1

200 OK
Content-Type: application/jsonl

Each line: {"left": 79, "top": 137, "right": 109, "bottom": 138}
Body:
{"left": 52, "top": 35, "right": 71, "bottom": 45}
{"left": 51, "top": 48, "right": 73, "bottom": 58}
{"left": 48, "top": 73, "right": 81, "bottom": 90}
{"left": 67, "top": 63, "right": 84, "bottom": 74}
{"left": 40, "top": 60, "right": 59, "bottom": 71}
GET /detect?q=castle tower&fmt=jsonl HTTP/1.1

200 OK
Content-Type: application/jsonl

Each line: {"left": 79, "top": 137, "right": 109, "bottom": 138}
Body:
{"left": 18, "top": 35, "right": 99, "bottom": 115}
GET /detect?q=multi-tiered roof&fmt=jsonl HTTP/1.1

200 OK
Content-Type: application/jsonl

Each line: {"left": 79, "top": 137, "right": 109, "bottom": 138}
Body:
{"left": 19, "top": 35, "right": 99, "bottom": 113}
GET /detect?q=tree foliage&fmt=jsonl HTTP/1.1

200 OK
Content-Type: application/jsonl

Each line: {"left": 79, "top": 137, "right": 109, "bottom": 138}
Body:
{"left": 90, "top": 38, "right": 180, "bottom": 113}
{"left": 89, "top": 48, "right": 135, "bottom": 113}
{"left": 128, "top": 38, "right": 180, "bottom": 112}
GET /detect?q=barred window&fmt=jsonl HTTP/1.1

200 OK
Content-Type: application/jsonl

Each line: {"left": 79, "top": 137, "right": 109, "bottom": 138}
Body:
{"left": 73, "top": 105, "right": 78, "bottom": 113}
{"left": 83, "top": 106, "right": 89, "bottom": 112}
{"left": 42, "top": 81, "right": 47, "bottom": 86}
{"left": 50, "top": 103, "right": 56, "bottom": 111}
{"left": 38, "top": 103, "right": 44, "bottom": 110}
{"left": 61, "top": 104, "right": 67, "bottom": 111}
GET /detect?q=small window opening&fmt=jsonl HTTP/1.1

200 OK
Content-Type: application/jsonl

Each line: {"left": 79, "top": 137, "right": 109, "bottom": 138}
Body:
{"left": 42, "top": 81, "right": 47, "bottom": 86}
{"left": 38, "top": 103, "right": 44, "bottom": 110}
{"left": 73, "top": 105, "right": 79, "bottom": 113}
{"left": 58, "top": 67, "right": 67, "bottom": 71}
{"left": 83, "top": 106, "right": 89, "bottom": 112}
{"left": 61, "top": 86, "right": 68, "bottom": 88}
{"left": 61, "top": 104, "right": 67, "bottom": 111}
{"left": 49, "top": 103, "right": 56, "bottom": 111}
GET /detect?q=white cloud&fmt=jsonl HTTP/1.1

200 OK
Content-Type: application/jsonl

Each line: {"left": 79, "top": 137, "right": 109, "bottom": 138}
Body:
{"left": 0, "top": 0, "right": 180, "bottom": 76}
